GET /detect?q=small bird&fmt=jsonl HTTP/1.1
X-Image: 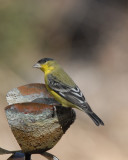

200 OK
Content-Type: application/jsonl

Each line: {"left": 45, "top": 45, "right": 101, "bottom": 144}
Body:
{"left": 33, "top": 58, "right": 104, "bottom": 126}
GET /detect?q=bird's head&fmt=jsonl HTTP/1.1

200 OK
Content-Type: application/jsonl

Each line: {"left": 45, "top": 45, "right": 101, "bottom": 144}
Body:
{"left": 33, "top": 58, "right": 56, "bottom": 72}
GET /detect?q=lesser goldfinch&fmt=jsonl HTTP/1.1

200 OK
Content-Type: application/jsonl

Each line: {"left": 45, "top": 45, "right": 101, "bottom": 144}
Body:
{"left": 33, "top": 58, "right": 104, "bottom": 126}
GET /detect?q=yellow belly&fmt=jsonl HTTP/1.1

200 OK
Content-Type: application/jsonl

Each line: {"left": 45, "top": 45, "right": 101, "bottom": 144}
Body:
{"left": 46, "top": 85, "right": 76, "bottom": 108}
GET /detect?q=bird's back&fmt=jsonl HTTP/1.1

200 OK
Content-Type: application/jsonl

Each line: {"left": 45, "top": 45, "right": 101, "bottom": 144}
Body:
{"left": 49, "top": 67, "right": 76, "bottom": 87}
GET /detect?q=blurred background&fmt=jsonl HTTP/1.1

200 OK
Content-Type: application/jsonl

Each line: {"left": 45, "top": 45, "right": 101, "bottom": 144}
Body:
{"left": 0, "top": 0, "right": 128, "bottom": 160}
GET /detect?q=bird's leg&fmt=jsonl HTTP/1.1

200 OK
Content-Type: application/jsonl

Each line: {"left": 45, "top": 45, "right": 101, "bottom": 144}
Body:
{"left": 52, "top": 106, "right": 57, "bottom": 118}
{"left": 25, "top": 153, "right": 31, "bottom": 160}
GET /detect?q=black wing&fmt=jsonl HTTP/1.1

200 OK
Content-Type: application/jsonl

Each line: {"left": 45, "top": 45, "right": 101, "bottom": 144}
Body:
{"left": 47, "top": 74, "right": 86, "bottom": 108}
{"left": 47, "top": 74, "right": 104, "bottom": 126}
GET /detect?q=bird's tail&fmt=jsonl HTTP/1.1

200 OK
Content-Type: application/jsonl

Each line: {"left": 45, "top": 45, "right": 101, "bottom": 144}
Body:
{"left": 87, "top": 111, "right": 104, "bottom": 126}
{"left": 80, "top": 102, "right": 104, "bottom": 126}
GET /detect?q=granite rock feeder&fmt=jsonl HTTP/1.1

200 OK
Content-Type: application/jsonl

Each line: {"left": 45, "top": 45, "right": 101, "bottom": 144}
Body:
{"left": 0, "top": 83, "right": 76, "bottom": 160}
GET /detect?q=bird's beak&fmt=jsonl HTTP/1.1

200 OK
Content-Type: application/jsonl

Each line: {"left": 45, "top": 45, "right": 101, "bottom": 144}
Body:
{"left": 33, "top": 63, "right": 41, "bottom": 68}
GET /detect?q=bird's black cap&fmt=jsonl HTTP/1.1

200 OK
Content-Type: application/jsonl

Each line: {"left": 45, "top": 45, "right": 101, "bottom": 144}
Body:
{"left": 38, "top": 58, "right": 54, "bottom": 64}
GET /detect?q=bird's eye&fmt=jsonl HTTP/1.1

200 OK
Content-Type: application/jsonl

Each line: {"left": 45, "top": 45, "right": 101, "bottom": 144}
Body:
{"left": 38, "top": 59, "right": 47, "bottom": 64}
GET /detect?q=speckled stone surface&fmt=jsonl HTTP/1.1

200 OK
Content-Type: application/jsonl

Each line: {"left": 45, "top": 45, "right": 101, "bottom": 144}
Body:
{"left": 5, "top": 83, "right": 76, "bottom": 153}
{"left": 6, "top": 83, "right": 59, "bottom": 106}
{"left": 5, "top": 104, "right": 76, "bottom": 153}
